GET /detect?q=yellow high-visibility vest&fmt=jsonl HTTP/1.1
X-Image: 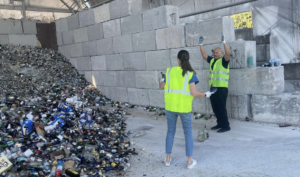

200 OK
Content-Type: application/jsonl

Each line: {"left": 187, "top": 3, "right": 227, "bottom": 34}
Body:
{"left": 164, "top": 67, "right": 194, "bottom": 113}
{"left": 209, "top": 58, "right": 230, "bottom": 87}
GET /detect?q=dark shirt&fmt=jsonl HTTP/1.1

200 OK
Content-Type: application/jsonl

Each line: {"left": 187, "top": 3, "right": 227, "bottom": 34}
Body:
{"left": 207, "top": 56, "right": 230, "bottom": 70}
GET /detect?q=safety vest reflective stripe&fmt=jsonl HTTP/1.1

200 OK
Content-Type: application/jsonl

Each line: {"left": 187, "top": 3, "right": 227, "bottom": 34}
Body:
{"left": 209, "top": 71, "right": 229, "bottom": 75}
{"left": 209, "top": 78, "right": 229, "bottom": 82}
{"left": 166, "top": 70, "right": 190, "bottom": 94}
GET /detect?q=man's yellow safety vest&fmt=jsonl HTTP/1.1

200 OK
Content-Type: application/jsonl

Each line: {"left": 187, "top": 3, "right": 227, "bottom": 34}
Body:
{"left": 164, "top": 67, "right": 194, "bottom": 113}
{"left": 209, "top": 58, "right": 229, "bottom": 87}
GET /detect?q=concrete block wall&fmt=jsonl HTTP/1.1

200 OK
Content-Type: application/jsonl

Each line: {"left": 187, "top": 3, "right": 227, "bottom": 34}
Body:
{"left": 56, "top": 2, "right": 289, "bottom": 124}
{"left": 0, "top": 20, "right": 37, "bottom": 46}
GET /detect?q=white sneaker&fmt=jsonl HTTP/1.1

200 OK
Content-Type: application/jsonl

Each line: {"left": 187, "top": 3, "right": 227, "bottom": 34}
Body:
{"left": 164, "top": 158, "right": 171, "bottom": 167}
{"left": 187, "top": 159, "right": 197, "bottom": 169}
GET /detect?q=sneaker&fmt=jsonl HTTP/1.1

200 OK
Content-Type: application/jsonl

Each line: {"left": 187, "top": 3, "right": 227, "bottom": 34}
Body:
{"left": 217, "top": 127, "right": 231, "bottom": 133}
{"left": 187, "top": 159, "right": 197, "bottom": 169}
{"left": 211, "top": 125, "right": 222, "bottom": 130}
{"left": 164, "top": 158, "right": 171, "bottom": 167}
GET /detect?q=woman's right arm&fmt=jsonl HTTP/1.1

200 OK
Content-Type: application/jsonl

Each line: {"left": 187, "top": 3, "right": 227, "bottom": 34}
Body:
{"left": 189, "top": 82, "right": 206, "bottom": 97}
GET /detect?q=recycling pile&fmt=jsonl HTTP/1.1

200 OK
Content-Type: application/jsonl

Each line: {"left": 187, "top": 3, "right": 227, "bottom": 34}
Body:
{"left": 0, "top": 45, "right": 137, "bottom": 177}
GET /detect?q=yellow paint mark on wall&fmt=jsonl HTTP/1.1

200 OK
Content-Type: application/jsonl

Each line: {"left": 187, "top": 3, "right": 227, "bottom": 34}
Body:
{"left": 229, "top": 12, "right": 253, "bottom": 29}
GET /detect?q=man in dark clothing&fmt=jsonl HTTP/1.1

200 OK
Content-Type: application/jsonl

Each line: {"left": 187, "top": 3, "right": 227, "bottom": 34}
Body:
{"left": 199, "top": 33, "right": 231, "bottom": 133}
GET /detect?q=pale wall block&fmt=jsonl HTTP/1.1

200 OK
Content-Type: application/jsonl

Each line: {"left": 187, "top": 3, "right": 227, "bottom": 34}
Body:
{"left": 55, "top": 18, "right": 68, "bottom": 32}
{"left": 128, "top": 88, "right": 150, "bottom": 106}
{"left": 74, "top": 27, "right": 88, "bottom": 43}
{"left": 79, "top": 9, "right": 95, "bottom": 27}
{"left": 87, "top": 23, "right": 104, "bottom": 41}
{"left": 227, "top": 94, "right": 251, "bottom": 119}
{"left": 97, "top": 86, "right": 111, "bottom": 98}
{"left": 252, "top": 94, "right": 300, "bottom": 125}
{"left": 67, "top": 14, "right": 80, "bottom": 30}
{"left": 70, "top": 43, "right": 83, "bottom": 57}
{"left": 0, "top": 35, "right": 9, "bottom": 45}
{"left": 170, "top": 46, "right": 203, "bottom": 70}
{"left": 143, "top": 5, "right": 179, "bottom": 31}
{"left": 8, "top": 34, "right": 37, "bottom": 46}
{"left": 94, "top": 4, "right": 110, "bottom": 23}
{"left": 84, "top": 71, "right": 99, "bottom": 86}
{"left": 132, "top": 30, "right": 156, "bottom": 52}
{"left": 82, "top": 41, "right": 97, "bottom": 56}
{"left": 148, "top": 90, "right": 164, "bottom": 108}
{"left": 62, "top": 30, "right": 74, "bottom": 45}
{"left": 109, "top": 87, "right": 128, "bottom": 102}
{"left": 145, "top": 50, "right": 171, "bottom": 70}
{"left": 56, "top": 32, "right": 63, "bottom": 46}
{"left": 106, "top": 54, "right": 124, "bottom": 70}
{"left": 120, "top": 14, "right": 143, "bottom": 35}
{"left": 135, "top": 71, "right": 160, "bottom": 89}
{"left": 91, "top": 56, "right": 106, "bottom": 70}
{"left": 185, "top": 17, "right": 235, "bottom": 46}
{"left": 156, "top": 25, "right": 185, "bottom": 50}
{"left": 76, "top": 57, "right": 91, "bottom": 71}
{"left": 96, "top": 38, "right": 114, "bottom": 55}
{"left": 22, "top": 21, "right": 37, "bottom": 34}
{"left": 113, "top": 35, "right": 133, "bottom": 53}
{"left": 123, "top": 52, "right": 146, "bottom": 70}
{"left": 103, "top": 19, "right": 121, "bottom": 38}
{"left": 98, "top": 71, "right": 118, "bottom": 86}
{"left": 117, "top": 71, "right": 136, "bottom": 87}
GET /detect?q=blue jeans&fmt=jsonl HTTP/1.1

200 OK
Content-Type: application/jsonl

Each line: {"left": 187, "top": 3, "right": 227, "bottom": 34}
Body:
{"left": 165, "top": 110, "right": 193, "bottom": 157}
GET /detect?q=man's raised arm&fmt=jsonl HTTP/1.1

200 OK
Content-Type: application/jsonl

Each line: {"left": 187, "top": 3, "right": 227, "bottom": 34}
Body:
{"left": 199, "top": 36, "right": 208, "bottom": 61}
{"left": 222, "top": 33, "right": 230, "bottom": 61}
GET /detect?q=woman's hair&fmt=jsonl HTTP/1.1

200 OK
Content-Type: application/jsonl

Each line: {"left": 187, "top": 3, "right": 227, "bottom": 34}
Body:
{"left": 177, "top": 50, "right": 196, "bottom": 77}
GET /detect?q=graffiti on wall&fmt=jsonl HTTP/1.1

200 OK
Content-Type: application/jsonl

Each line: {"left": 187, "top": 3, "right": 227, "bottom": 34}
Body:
{"left": 229, "top": 12, "right": 253, "bottom": 29}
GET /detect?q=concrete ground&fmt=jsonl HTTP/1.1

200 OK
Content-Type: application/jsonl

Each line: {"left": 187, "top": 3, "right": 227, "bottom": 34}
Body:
{"left": 122, "top": 108, "right": 300, "bottom": 177}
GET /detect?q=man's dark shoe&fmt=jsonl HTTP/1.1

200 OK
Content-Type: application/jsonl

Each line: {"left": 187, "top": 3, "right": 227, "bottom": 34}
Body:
{"left": 211, "top": 125, "right": 222, "bottom": 130}
{"left": 217, "top": 127, "right": 231, "bottom": 133}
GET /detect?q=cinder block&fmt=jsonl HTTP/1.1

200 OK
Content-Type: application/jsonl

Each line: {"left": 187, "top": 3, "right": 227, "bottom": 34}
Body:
{"left": 74, "top": 27, "right": 88, "bottom": 43}
{"left": 97, "top": 86, "right": 111, "bottom": 98}
{"left": 82, "top": 41, "right": 97, "bottom": 56}
{"left": 98, "top": 71, "right": 118, "bottom": 86}
{"left": 123, "top": 52, "right": 146, "bottom": 70}
{"left": 145, "top": 50, "right": 171, "bottom": 70}
{"left": 135, "top": 71, "right": 160, "bottom": 89}
{"left": 185, "top": 17, "right": 235, "bottom": 46}
{"left": 103, "top": 19, "right": 121, "bottom": 38}
{"left": 59, "top": 45, "right": 71, "bottom": 59}
{"left": 55, "top": 18, "right": 68, "bottom": 32}
{"left": 192, "top": 97, "right": 207, "bottom": 113}
{"left": 227, "top": 94, "right": 251, "bottom": 119}
{"left": 113, "top": 35, "right": 133, "bottom": 53}
{"left": 87, "top": 23, "right": 104, "bottom": 41}
{"left": 109, "top": 87, "right": 128, "bottom": 102}
{"left": 67, "top": 14, "right": 80, "bottom": 30}
{"left": 0, "top": 20, "right": 22, "bottom": 34}
{"left": 94, "top": 3, "right": 110, "bottom": 23}
{"left": 76, "top": 57, "right": 92, "bottom": 71}
{"left": 0, "top": 35, "right": 9, "bottom": 45}
{"left": 117, "top": 71, "right": 136, "bottom": 87}
{"left": 229, "top": 67, "right": 284, "bottom": 95}
{"left": 156, "top": 25, "right": 185, "bottom": 50}
{"left": 8, "top": 34, "right": 37, "bottom": 46}
{"left": 96, "top": 38, "right": 114, "bottom": 55}
{"left": 120, "top": 14, "right": 143, "bottom": 35}
{"left": 132, "top": 30, "right": 156, "bottom": 52}
{"left": 22, "top": 21, "right": 37, "bottom": 34}
{"left": 105, "top": 54, "right": 124, "bottom": 70}
{"left": 70, "top": 43, "right": 83, "bottom": 57}
{"left": 84, "top": 71, "right": 99, "bottom": 86}
{"left": 69, "top": 58, "right": 78, "bottom": 68}
{"left": 252, "top": 94, "right": 300, "bottom": 125}
{"left": 79, "top": 9, "right": 95, "bottom": 27}
{"left": 201, "top": 41, "right": 257, "bottom": 69}
{"left": 56, "top": 32, "right": 63, "bottom": 46}
{"left": 143, "top": 5, "right": 179, "bottom": 31}
{"left": 170, "top": 46, "right": 203, "bottom": 70}
{"left": 284, "top": 80, "right": 300, "bottom": 93}
{"left": 62, "top": 30, "right": 74, "bottom": 45}
{"left": 128, "top": 88, "right": 150, "bottom": 106}
{"left": 91, "top": 56, "right": 106, "bottom": 70}
{"left": 148, "top": 90, "right": 164, "bottom": 108}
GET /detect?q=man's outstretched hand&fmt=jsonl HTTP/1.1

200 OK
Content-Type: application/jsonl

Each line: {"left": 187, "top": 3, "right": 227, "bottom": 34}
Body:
{"left": 199, "top": 36, "right": 204, "bottom": 45}
{"left": 221, "top": 33, "right": 226, "bottom": 43}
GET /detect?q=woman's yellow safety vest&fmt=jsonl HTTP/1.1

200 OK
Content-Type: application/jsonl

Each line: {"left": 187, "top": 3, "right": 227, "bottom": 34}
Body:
{"left": 209, "top": 58, "right": 229, "bottom": 87}
{"left": 164, "top": 67, "right": 194, "bottom": 113}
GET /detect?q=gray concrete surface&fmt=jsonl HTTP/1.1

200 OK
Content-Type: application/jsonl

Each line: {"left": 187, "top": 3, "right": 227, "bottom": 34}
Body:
{"left": 124, "top": 108, "right": 300, "bottom": 177}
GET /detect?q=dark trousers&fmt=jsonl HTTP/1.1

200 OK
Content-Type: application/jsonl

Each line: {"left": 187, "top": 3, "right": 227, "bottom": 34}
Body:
{"left": 210, "top": 87, "right": 230, "bottom": 129}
